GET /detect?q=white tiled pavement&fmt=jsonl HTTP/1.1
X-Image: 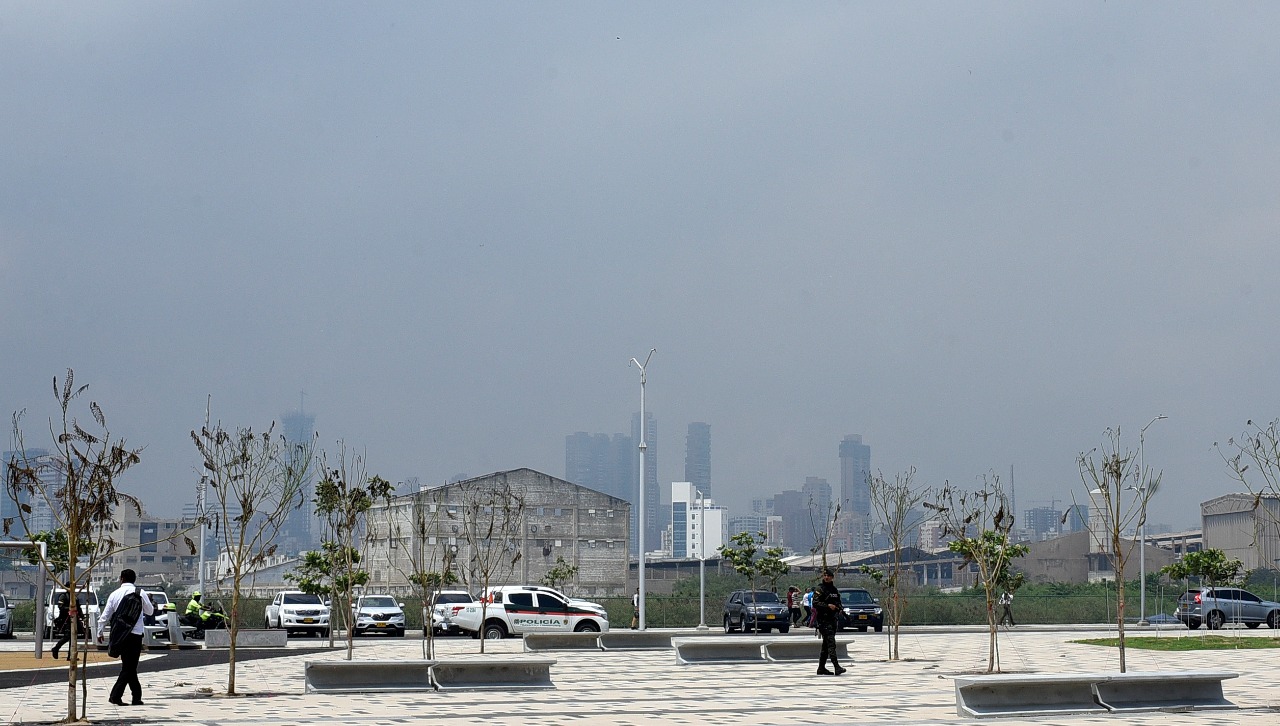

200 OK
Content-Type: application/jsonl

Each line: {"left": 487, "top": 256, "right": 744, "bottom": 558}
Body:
{"left": 3, "top": 626, "right": 1280, "bottom": 725}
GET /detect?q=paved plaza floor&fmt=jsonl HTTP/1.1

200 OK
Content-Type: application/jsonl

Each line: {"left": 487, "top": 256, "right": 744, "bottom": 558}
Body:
{"left": 2, "top": 625, "right": 1279, "bottom": 725}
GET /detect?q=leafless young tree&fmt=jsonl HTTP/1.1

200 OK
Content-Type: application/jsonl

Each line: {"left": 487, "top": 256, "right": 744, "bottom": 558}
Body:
{"left": 383, "top": 487, "right": 459, "bottom": 659}
{"left": 927, "top": 474, "right": 1025, "bottom": 673}
{"left": 866, "top": 467, "right": 927, "bottom": 660}
{"left": 1078, "top": 427, "right": 1159, "bottom": 672}
{"left": 3, "top": 370, "right": 160, "bottom": 722}
{"left": 454, "top": 473, "right": 525, "bottom": 652}
{"left": 1217, "top": 419, "right": 1280, "bottom": 560}
{"left": 191, "top": 420, "right": 313, "bottom": 695}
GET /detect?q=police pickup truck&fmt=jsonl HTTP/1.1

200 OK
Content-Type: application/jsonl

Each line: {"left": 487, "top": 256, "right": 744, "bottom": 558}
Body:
{"left": 451, "top": 585, "right": 610, "bottom": 639}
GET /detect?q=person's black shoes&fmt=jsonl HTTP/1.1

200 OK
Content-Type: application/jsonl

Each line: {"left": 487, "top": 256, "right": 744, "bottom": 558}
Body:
{"left": 108, "top": 699, "right": 125, "bottom": 706}
{"left": 834, "top": 666, "right": 847, "bottom": 675}
{"left": 816, "top": 667, "right": 834, "bottom": 675}
{"left": 131, "top": 700, "right": 145, "bottom": 706}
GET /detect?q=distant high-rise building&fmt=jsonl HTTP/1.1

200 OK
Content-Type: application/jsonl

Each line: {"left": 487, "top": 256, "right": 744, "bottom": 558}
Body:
{"left": 840, "top": 434, "right": 872, "bottom": 516}
{"left": 1063, "top": 504, "right": 1088, "bottom": 533}
{"left": 684, "top": 423, "right": 711, "bottom": 498}
{"left": 279, "top": 405, "right": 317, "bottom": 554}
{"left": 670, "top": 482, "right": 724, "bottom": 559}
{"left": 565, "top": 432, "right": 632, "bottom": 506}
{"left": 632, "top": 411, "right": 660, "bottom": 556}
{"left": 803, "top": 476, "right": 833, "bottom": 528}
{"left": 1, "top": 448, "right": 57, "bottom": 538}
{"left": 1024, "top": 506, "right": 1061, "bottom": 540}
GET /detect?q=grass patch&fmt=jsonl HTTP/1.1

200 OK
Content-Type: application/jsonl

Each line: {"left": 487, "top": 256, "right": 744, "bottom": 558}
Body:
{"left": 1073, "top": 636, "right": 1280, "bottom": 651}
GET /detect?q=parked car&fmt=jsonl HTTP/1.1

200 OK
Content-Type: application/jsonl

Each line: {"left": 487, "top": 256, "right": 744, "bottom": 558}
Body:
{"left": 351, "top": 594, "right": 406, "bottom": 637}
{"left": 264, "top": 591, "right": 331, "bottom": 637}
{"left": 722, "top": 590, "right": 790, "bottom": 633}
{"left": 428, "top": 590, "right": 477, "bottom": 636}
{"left": 1175, "top": 587, "right": 1280, "bottom": 630}
{"left": 451, "top": 585, "right": 609, "bottom": 639}
{"left": 837, "top": 588, "right": 884, "bottom": 632}
{"left": 0, "top": 593, "right": 12, "bottom": 638}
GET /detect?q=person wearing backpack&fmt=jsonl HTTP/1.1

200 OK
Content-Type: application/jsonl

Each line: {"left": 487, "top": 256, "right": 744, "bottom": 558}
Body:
{"left": 97, "top": 568, "right": 153, "bottom": 706}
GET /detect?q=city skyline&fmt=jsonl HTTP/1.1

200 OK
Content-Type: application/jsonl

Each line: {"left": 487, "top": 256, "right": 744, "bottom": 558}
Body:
{"left": 4, "top": 5, "right": 1277, "bottom": 532}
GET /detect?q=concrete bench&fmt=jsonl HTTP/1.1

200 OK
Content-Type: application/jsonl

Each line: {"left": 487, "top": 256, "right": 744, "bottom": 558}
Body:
{"left": 1092, "top": 671, "right": 1237, "bottom": 713}
{"left": 204, "top": 628, "right": 288, "bottom": 648}
{"left": 598, "top": 631, "right": 672, "bottom": 650}
{"left": 142, "top": 625, "right": 197, "bottom": 648}
{"left": 523, "top": 632, "right": 603, "bottom": 652}
{"left": 672, "top": 637, "right": 767, "bottom": 664}
{"left": 305, "top": 660, "right": 435, "bottom": 693}
{"left": 762, "top": 638, "right": 853, "bottom": 662}
{"left": 430, "top": 658, "right": 557, "bottom": 691}
{"left": 954, "top": 671, "right": 1238, "bottom": 718}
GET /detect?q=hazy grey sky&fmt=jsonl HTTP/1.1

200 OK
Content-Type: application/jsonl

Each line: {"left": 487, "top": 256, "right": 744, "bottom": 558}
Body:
{"left": 3, "top": 2, "right": 1278, "bottom": 529}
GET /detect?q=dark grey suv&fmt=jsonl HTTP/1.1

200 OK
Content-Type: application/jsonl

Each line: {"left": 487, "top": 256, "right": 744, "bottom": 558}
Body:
{"left": 837, "top": 588, "right": 884, "bottom": 632}
{"left": 723, "top": 590, "right": 790, "bottom": 633}
{"left": 1175, "top": 587, "right": 1280, "bottom": 630}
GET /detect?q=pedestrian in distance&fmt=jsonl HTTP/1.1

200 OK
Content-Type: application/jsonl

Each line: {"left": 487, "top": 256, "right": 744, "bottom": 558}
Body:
{"left": 998, "top": 590, "right": 1015, "bottom": 626}
{"left": 801, "top": 586, "right": 814, "bottom": 627}
{"left": 49, "top": 591, "right": 75, "bottom": 660}
{"left": 630, "top": 587, "right": 639, "bottom": 629}
{"left": 786, "top": 585, "right": 802, "bottom": 625}
{"left": 98, "top": 568, "right": 154, "bottom": 707}
{"left": 814, "top": 569, "right": 845, "bottom": 676}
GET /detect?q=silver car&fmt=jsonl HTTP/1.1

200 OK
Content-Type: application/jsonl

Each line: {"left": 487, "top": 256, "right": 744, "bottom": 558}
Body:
{"left": 0, "top": 594, "right": 12, "bottom": 638}
{"left": 1175, "top": 587, "right": 1280, "bottom": 630}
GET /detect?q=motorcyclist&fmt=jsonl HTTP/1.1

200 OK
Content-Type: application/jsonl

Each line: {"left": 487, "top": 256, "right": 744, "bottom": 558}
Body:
{"left": 184, "top": 591, "right": 205, "bottom": 622}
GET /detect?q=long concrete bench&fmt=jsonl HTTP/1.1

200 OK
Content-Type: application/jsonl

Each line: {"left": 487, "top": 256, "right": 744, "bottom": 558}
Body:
{"left": 523, "top": 632, "right": 603, "bottom": 652}
{"left": 954, "top": 670, "right": 1238, "bottom": 718}
{"left": 672, "top": 637, "right": 768, "bottom": 664}
{"left": 430, "top": 658, "right": 557, "bottom": 691}
{"left": 762, "top": 638, "right": 853, "bottom": 662}
{"left": 598, "top": 631, "right": 673, "bottom": 650}
{"left": 204, "top": 628, "right": 289, "bottom": 648}
{"left": 1092, "top": 671, "right": 1237, "bottom": 712}
{"left": 305, "top": 660, "right": 436, "bottom": 693}
{"left": 142, "top": 624, "right": 198, "bottom": 649}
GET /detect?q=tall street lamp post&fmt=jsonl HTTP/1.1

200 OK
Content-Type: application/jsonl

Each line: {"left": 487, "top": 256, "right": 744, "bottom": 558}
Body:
{"left": 1137, "top": 414, "right": 1166, "bottom": 626}
{"left": 695, "top": 487, "right": 708, "bottom": 630}
{"left": 629, "top": 349, "right": 655, "bottom": 631}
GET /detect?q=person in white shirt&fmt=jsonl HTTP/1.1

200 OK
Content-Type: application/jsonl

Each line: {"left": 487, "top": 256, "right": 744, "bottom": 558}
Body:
{"left": 998, "top": 590, "right": 1015, "bottom": 626}
{"left": 97, "top": 568, "right": 155, "bottom": 706}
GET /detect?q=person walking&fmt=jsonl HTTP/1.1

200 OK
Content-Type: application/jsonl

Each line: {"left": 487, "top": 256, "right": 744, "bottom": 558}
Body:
{"left": 801, "top": 586, "right": 814, "bottom": 627}
{"left": 630, "top": 588, "right": 639, "bottom": 629}
{"left": 814, "top": 569, "right": 845, "bottom": 676}
{"left": 98, "top": 568, "right": 154, "bottom": 706}
{"left": 49, "top": 591, "right": 73, "bottom": 660}
{"left": 998, "top": 590, "right": 1016, "bottom": 626}
{"left": 786, "top": 585, "right": 802, "bottom": 626}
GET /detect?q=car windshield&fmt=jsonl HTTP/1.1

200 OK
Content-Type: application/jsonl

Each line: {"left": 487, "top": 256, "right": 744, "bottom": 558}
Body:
{"left": 360, "top": 596, "right": 397, "bottom": 608}
{"left": 744, "top": 591, "right": 779, "bottom": 604}
{"left": 435, "top": 593, "right": 473, "bottom": 604}
{"left": 841, "top": 590, "right": 875, "bottom": 605}
{"left": 283, "top": 593, "right": 323, "bottom": 605}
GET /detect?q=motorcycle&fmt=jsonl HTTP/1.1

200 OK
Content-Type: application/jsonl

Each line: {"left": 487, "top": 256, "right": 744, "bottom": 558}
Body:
{"left": 179, "top": 603, "right": 229, "bottom": 640}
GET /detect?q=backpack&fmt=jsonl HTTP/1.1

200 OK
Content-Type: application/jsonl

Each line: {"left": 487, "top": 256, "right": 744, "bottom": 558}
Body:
{"left": 107, "top": 591, "right": 144, "bottom": 658}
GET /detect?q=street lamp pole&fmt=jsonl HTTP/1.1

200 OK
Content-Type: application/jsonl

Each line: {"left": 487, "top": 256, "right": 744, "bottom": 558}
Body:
{"left": 630, "top": 349, "right": 655, "bottom": 631}
{"left": 1137, "top": 414, "right": 1166, "bottom": 626}
{"left": 695, "top": 487, "right": 708, "bottom": 630}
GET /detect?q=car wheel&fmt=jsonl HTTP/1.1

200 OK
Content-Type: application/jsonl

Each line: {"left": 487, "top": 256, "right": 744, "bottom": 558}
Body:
{"left": 263, "top": 618, "right": 271, "bottom": 629}
{"left": 394, "top": 628, "right": 405, "bottom": 637}
{"left": 1207, "top": 611, "right": 1225, "bottom": 630}
{"left": 778, "top": 625, "right": 790, "bottom": 634}
{"left": 1268, "top": 611, "right": 1280, "bottom": 629}
{"left": 723, "top": 616, "right": 737, "bottom": 634}
{"left": 573, "top": 621, "right": 600, "bottom": 633}
{"left": 857, "top": 626, "right": 868, "bottom": 632}
{"left": 874, "top": 624, "right": 884, "bottom": 632}
{"left": 483, "top": 622, "right": 507, "bottom": 640}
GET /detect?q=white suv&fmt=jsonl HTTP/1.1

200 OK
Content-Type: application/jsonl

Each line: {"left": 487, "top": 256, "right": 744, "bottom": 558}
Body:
{"left": 351, "top": 594, "right": 406, "bottom": 637}
{"left": 451, "top": 585, "right": 609, "bottom": 639}
{"left": 264, "top": 591, "right": 330, "bottom": 637}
